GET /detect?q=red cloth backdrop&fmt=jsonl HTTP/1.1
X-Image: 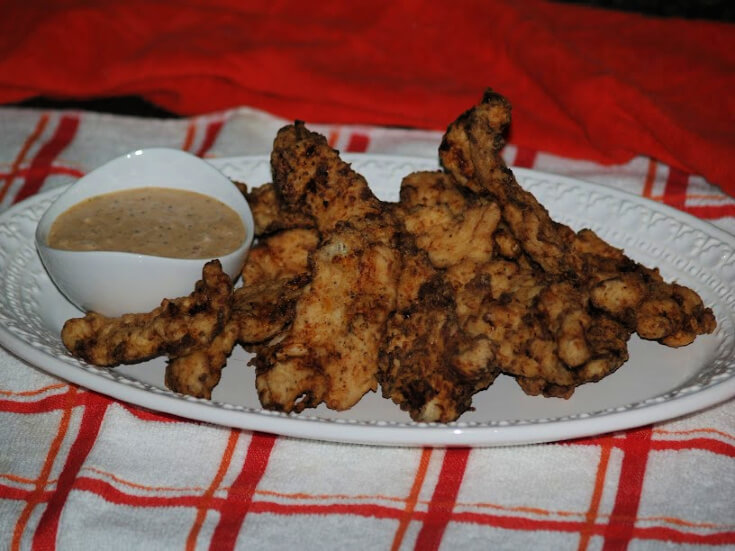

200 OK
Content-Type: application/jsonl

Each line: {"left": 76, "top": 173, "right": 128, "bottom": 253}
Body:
{"left": 1, "top": 0, "right": 733, "bottom": 191}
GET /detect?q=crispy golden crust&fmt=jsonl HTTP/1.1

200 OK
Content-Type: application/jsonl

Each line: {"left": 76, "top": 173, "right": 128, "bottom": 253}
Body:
{"left": 254, "top": 226, "right": 400, "bottom": 412}
{"left": 61, "top": 260, "right": 233, "bottom": 367}
{"left": 271, "top": 122, "right": 383, "bottom": 234}
{"left": 234, "top": 227, "right": 319, "bottom": 345}
{"left": 440, "top": 90, "right": 576, "bottom": 275}
{"left": 379, "top": 200, "right": 501, "bottom": 422}
{"left": 238, "top": 181, "right": 315, "bottom": 237}
{"left": 427, "top": 89, "right": 715, "bottom": 402}
{"left": 234, "top": 273, "right": 311, "bottom": 345}
{"left": 253, "top": 123, "right": 401, "bottom": 412}
{"left": 379, "top": 258, "right": 498, "bottom": 423}
{"left": 165, "top": 320, "right": 239, "bottom": 399}
{"left": 241, "top": 228, "right": 319, "bottom": 285}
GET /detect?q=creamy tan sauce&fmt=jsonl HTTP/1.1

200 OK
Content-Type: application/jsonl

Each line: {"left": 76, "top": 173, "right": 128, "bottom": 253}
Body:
{"left": 47, "top": 187, "right": 246, "bottom": 259}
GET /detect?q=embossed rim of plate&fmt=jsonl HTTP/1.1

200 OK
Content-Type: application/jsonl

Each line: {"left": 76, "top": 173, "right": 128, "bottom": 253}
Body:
{"left": 0, "top": 154, "right": 733, "bottom": 447}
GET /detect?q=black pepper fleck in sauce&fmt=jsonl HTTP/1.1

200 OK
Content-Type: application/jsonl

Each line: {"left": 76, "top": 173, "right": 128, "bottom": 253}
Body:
{"left": 47, "top": 187, "right": 246, "bottom": 259}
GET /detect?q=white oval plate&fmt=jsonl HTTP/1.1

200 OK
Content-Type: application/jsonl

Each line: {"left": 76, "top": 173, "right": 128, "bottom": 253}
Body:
{"left": 1, "top": 154, "right": 733, "bottom": 447}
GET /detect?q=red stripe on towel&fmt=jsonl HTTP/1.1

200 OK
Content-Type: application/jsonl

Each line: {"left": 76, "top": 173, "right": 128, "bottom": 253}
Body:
{"left": 345, "top": 132, "right": 369, "bottom": 152}
{"left": 661, "top": 166, "right": 688, "bottom": 212}
{"left": 414, "top": 448, "right": 470, "bottom": 551}
{"left": 512, "top": 146, "right": 538, "bottom": 168}
{"left": 209, "top": 432, "right": 277, "bottom": 551}
{"left": 32, "top": 392, "right": 109, "bottom": 551}
{"left": 195, "top": 119, "right": 224, "bottom": 157}
{"left": 601, "top": 426, "right": 653, "bottom": 551}
{"left": 15, "top": 114, "right": 79, "bottom": 204}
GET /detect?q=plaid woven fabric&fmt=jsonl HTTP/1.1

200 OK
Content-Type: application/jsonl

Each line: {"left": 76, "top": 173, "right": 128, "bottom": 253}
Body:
{"left": 0, "top": 107, "right": 733, "bottom": 550}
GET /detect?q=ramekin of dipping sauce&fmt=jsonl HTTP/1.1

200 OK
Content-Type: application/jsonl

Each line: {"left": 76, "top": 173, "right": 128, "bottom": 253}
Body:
{"left": 35, "top": 148, "right": 254, "bottom": 317}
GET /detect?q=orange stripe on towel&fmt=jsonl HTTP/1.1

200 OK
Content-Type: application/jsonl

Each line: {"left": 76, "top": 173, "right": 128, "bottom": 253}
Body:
{"left": 186, "top": 430, "right": 240, "bottom": 551}
{"left": 578, "top": 436, "right": 613, "bottom": 551}
{"left": 182, "top": 122, "right": 196, "bottom": 152}
{"left": 11, "top": 386, "right": 76, "bottom": 551}
{"left": 391, "top": 448, "right": 432, "bottom": 551}
{"left": 0, "top": 383, "right": 68, "bottom": 397}
{"left": 327, "top": 129, "right": 339, "bottom": 148}
{"left": 642, "top": 158, "right": 657, "bottom": 199}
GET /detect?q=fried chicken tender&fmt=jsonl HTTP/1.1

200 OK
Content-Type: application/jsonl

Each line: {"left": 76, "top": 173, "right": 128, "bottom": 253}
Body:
{"left": 379, "top": 236, "right": 498, "bottom": 422}
{"left": 435, "top": 89, "right": 716, "bottom": 397}
{"left": 235, "top": 227, "right": 318, "bottom": 345}
{"left": 379, "top": 177, "right": 500, "bottom": 422}
{"left": 574, "top": 229, "right": 717, "bottom": 347}
{"left": 271, "top": 122, "right": 384, "bottom": 233}
{"left": 237, "top": 181, "right": 314, "bottom": 236}
{"left": 61, "top": 260, "right": 233, "bottom": 366}
{"left": 440, "top": 91, "right": 575, "bottom": 275}
{"left": 165, "top": 198, "right": 320, "bottom": 399}
{"left": 165, "top": 214, "right": 319, "bottom": 398}
{"left": 253, "top": 122, "right": 401, "bottom": 413}
{"left": 165, "top": 320, "right": 239, "bottom": 399}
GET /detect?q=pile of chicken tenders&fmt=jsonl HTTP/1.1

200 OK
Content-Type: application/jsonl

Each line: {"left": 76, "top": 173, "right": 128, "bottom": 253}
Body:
{"left": 61, "top": 91, "right": 717, "bottom": 423}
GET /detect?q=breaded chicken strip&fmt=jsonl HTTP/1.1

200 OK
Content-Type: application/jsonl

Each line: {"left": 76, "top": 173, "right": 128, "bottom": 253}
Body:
{"left": 440, "top": 91, "right": 575, "bottom": 275}
{"left": 575, "top": 229, "right": 717, "bottom": 347}
{"left": 61, "top": 260, "right": 232, "bottom": 366}
{"left": 234, "top": 228, "right": 313, "bottom": 342}
{"left": 253, "top": 122, "right": 401, "bottom": 412}
{"left": 165, "top": 319, "right": 239, "bottom": 399}
{"left": 271, "top": 123, "right": 384, "bottom": 234}
{"left": 379, "top": 176, "right": 500, "bottom": 422}
{"left": 235, "top": 227, "right": 319, "bottom": 346}
{"left": 437, "top": 90, "right": 715, "bottom": 396}
{"left": 165, "top": 226, "right": 319, "bottom": 399}
{"left": 241, "top": 227, "right": 319, "bottom": 285}
{"left": 236, "top": 181, "right": 314, "bottom": 237}
{"left": 379, "top": 234, "right": 498, "bottom": 422}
